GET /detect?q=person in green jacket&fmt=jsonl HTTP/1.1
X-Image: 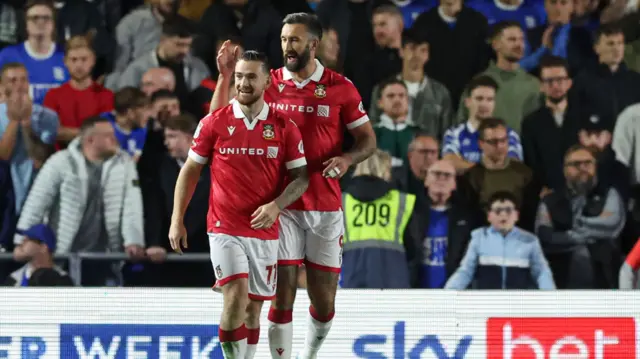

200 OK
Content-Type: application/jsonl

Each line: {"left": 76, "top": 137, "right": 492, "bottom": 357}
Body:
{"left": 373, "top": 78, "right": 419, "bottom": 167}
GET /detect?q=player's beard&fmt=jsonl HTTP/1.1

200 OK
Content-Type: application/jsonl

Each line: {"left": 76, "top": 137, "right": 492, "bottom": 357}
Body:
{"left": 284, "top": 45, "right": 311, "bottom": 73}
{"left": 236, "top": 87, "right": 261, "bottom": 106}
{"left": 70, "top": 71, "right": 90, "bottom": 83}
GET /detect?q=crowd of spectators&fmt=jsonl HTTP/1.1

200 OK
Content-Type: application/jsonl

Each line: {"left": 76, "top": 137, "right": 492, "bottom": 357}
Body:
{"left": 1, "top": 0, "right": 640, "bottom": 289}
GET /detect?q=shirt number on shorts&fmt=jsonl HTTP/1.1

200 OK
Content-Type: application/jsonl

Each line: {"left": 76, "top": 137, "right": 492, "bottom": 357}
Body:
{"left": 266, "top": 264, "right": 278, "bottom": 285}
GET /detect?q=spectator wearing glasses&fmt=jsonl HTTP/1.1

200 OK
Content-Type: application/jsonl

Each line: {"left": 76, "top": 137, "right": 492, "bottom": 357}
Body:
{"left": 442, "top": 76, "right": 523, "bottom": 174}
{"left": 460, "top": 118, "right": 538, "bottom": 230}
{"left": 445, "top": 191, "right": 555, "bottom": 289}
{"left": 393, "top": 134, "right": 439, "bottom": 199}
{"left": 536, "top": 145, "right": 626, "bottom": 288}
{"left": 0, "top": 0, "right": 68, "bottom": 105}
{"left": 418, "top": 160, "right": 475, "bottom": 288}
{"left": 522, "top": 56, "right": 580, "bottom": 193}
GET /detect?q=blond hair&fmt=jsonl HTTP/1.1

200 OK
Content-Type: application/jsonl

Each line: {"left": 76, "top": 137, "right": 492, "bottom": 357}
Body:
{"left": 65, "top": 33, "right": 95, "bottom": 55}
{"left": 353, "top": 149, "right": 393, "bottom": 181}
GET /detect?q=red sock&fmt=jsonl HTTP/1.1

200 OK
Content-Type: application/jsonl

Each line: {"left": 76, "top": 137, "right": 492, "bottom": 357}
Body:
{"left": 247, "top": 327, "right": 260, "bottom": 345}
{"left": 219, "top": 324, "right": 247, "bottom": 358}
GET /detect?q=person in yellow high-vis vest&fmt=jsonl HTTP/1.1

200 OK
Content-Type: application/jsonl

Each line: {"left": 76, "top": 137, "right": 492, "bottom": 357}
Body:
{"left": 341, "top": 149, "right": 423, "bottom": 288}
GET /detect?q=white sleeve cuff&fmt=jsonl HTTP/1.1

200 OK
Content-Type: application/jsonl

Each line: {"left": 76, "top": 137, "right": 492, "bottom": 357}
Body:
{"left": 346, "top": 115, "right": 369, "bottom": 130}
{"left": 286, "top": 157, "right": 307, "bottom": 169}
{"left": 188, "top": 149, "right": 208, "bottom": 164}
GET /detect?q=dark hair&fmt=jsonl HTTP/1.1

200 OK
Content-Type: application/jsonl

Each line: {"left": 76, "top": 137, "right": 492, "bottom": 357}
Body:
{"left": 466, "top": 75, "right": 499, "bottom": 94}
{"left": 564, "top": 144, "right": 597, "bottom": 163}
{"left": 0, "top": 62, "right": 26, "bottom": 81}
{"left": 283, "top": 13, "right": 323, "bottom": 40}
{"left": 539, "top": 55, "right": 570, "bottom": 75}
{"left": 490, "top": 20, "right": 522, "bottom": 41}
{"left": 165, "top": 114, "right": 198, "bottom": 134}
{"left": 151, "top": 89, "right": 178, "bottom": 103}
{"left": 487, "top": 191, "right": 519, "bottom": 210}
{"left": 478, "top": 117, "right": 507, "bottom": 140}
{"left": 162, "top": 17, "right": 193, "bottom": 38}
{"left": 79, "top": 115, "right": 110, "bottom": 133}
{"left": 595, "top": 23, "right": 623, "bottom": 42}
{"left": 239, "top": 50, "right": 270, "bottom": 74}
{"left": 378, "top": 77, "right": 407, "bottom": 94}
{"left": 402, "top": 28, "right": 428, "bottom": 48}
{"left": 373, "top": 4, "right": 403, "bottom": 18}
{"left": 114, "top": 87, "right": 148, "bottom": 114}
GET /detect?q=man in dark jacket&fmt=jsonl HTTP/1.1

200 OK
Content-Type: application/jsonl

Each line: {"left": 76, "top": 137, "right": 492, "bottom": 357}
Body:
{"left": 535, "top": 144, "right": 626, "bottom": 288}
{"left": 141, "top": 113, "right": 212, "bottom": 286}
{"left": 419, "top": 159, "right": 475, "bottom": 288}
{"left": 571, "top": 24, "right": 640, "bottom": 131}
{"left": 393, "top": 134, "right": 439, "bottom": 199}
{"left": 411, "top": 0, "right": 490, "bottom": 109}
{"left": 522, "top": 56, "right": 580, "bottom": 192}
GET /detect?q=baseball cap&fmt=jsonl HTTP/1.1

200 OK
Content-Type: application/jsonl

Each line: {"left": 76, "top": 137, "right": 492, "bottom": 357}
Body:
{"left": 16, "top": 224, "right": 56, "bottom": 253}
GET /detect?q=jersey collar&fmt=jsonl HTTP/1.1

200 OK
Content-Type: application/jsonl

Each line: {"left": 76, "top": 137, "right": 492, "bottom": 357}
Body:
{"left": 232, "top": 101, "right": 269, "bottom": 130}
{"left": 282, "top": 59, "right": 325, "bottom": 84}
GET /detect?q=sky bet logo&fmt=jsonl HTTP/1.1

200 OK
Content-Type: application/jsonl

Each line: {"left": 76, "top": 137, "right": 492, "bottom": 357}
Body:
{"left": 59, "top": 324, "right": 222, "bottom": 359}
{"left": 353, "top": 321, "right": 472, "bottom": 359}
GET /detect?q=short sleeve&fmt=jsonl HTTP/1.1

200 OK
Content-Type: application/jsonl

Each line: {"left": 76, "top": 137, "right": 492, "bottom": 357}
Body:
{"left": 340, "top": 80, "right": 369, "bottom": 130}
{"left": 188, "top": 115, "right": 217, "bottom": 164}
{"left": 442, "top": 127, "right": 460, "bottom": 156}
{"left": 284, "top": 119, "right": 307, "bottom": 170}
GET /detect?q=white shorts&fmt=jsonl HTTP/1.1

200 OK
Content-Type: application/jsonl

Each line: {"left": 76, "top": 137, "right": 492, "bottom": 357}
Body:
{"left": 278, "top": 209, "right": 344, "bottom": 273}
{"left": 209, "top": 233, "right": 279, "bottom": 300}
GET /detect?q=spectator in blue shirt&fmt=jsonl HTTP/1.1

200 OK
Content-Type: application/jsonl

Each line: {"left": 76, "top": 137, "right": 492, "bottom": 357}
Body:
{"left": 445, "top": 191, "right": 555, "bottom": 289}
{"left": 0, "top": 63, "right": 59, "bottom": 215}
{"left": 442, "top": 75, "right": 523, "bottom": 173}
{"left": 101, "top": 87, "right": 148, "bottom": 161}
{"left": 0, "top": 0, "right": 68, "bottom": 105}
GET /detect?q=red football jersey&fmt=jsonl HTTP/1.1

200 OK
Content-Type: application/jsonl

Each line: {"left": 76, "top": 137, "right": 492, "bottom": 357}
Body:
{"left": 265, "top": 60, "right": 370, "bottom": 212}
{"left": 189, "top": 101, "right": 306, "bottom": 240}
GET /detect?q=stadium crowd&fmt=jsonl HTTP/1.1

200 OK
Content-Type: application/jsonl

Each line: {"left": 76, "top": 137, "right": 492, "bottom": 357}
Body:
{"left": 1, "top": 0, "right": 640, "bottom": 289}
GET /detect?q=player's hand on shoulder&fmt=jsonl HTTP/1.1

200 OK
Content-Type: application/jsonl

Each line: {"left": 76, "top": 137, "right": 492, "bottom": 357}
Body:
{"left": 322, "top": 155, "right": 353, "bottom": 179}
{"left": 168, "top": 221, "right": 188, "bottom": 254}
{"left": 251, "top": 201, "right": 281, "bottom": 229}
{"left": 216, "top": 40, "right": 240, "bottom": 78}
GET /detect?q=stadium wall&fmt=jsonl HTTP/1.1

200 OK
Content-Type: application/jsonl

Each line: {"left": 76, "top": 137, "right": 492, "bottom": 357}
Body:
{"left": 0, "top": 289, "right": 639, "bottom": 358}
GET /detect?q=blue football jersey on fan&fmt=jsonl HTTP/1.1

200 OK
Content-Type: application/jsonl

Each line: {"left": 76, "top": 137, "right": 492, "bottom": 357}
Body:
{"left": 467, "top": 0, "right": 546, "bottom": 29}
{"left": 0, "top": 42, "right": 68, "bottom": 105}
{"left": 393, "top": 0, "right": 438, "bottom": 28}
{"left": 101, "top": 112, "right": 147, "bottom": 157}
{"left": 421, "top": 208, "right": 449, "bottom": 288}
{"left": 442, "top": 121, "right": 523, "bottom": 163}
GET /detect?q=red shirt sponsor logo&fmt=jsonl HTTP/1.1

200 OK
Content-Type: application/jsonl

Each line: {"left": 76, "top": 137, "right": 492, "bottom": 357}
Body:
{"left": 486, "top": 317, "right": 636, "bottom": 359}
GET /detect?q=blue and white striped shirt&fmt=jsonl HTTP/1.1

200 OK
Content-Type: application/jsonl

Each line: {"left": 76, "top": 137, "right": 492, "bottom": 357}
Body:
{"left": 442, "top": 121, "right": 523, "bottom": 163}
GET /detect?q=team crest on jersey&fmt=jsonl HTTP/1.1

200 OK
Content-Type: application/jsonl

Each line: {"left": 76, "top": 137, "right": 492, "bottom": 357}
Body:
{"left": 263, "top": 124, "right": 275, "bottom": 140}
{"left": 314, "top": 84, "right": 326, "bottom": 98}
{"left": 53, "top": 67, "right": 65, "bottom": 81}
{"left": 278, "top": 83, "right": 285, "bottom": 92}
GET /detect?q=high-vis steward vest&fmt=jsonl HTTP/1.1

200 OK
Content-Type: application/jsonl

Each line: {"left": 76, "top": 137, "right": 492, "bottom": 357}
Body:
{"left": 341, "top": 190, "right": 416, "bottom": 288}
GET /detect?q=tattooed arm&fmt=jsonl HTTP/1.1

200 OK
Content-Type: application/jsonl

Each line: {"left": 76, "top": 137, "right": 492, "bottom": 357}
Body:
{"left": 275, "top": 165, "right": 309, "bottom": 210}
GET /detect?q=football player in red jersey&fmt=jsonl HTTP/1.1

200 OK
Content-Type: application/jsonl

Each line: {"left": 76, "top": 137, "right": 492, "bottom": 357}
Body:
{"left": 169, "top": 51, "right": 309, "bottom": 359}
{"left": 210, "top": 13, "right": 377, "bottom": 359}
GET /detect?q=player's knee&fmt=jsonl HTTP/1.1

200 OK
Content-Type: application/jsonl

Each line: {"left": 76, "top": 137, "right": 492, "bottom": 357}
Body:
{"left": 245, "top": 300, "right": 263, "bottom": 328}
{"left": 222, "top": 278, "right": 250, "bottom": 314}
